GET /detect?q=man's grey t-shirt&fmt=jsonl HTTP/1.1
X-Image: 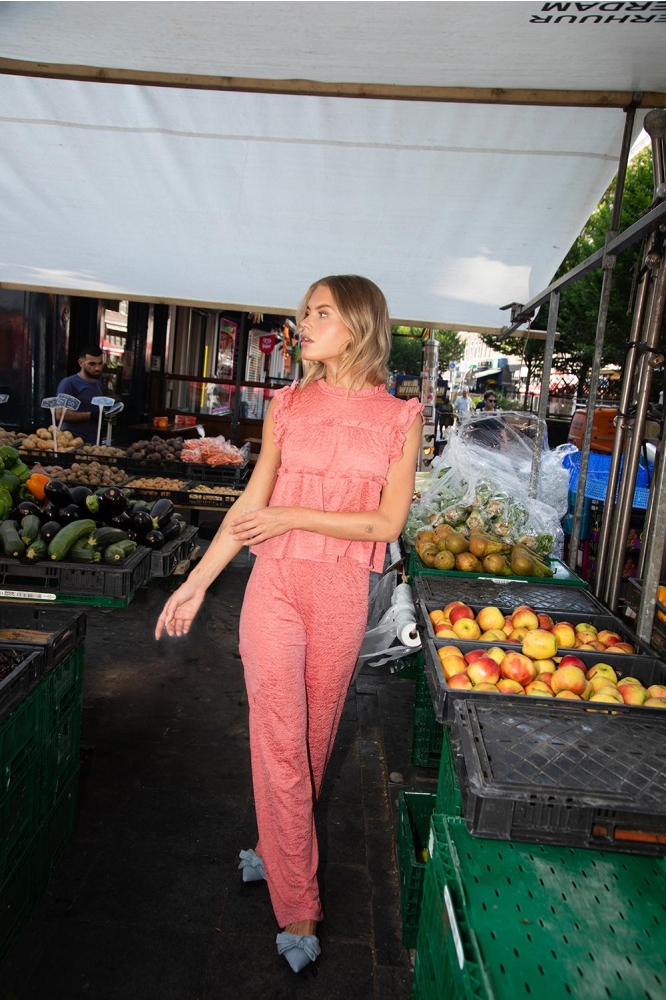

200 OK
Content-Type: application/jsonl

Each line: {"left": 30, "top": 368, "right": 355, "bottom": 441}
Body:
{"left": 56, "top": 373, "right": 103, "bottom": 443}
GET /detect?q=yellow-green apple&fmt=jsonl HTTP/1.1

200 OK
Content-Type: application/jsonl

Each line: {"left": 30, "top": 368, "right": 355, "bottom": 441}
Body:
{"left": 512, "top": 604, "right": 535, "bottom": 617}
{"left": 551, "top": 623, "right": 577, "bottom": 648}
{"left": 447, "top": 673, "right": 473, "bottom": 690}
{"left": 559, "top": 654, "right": 587, "bottom": 671}
{"left": 577, "top": 643, "right": 598, "bottom": 651}
{"left": 575, "top": 623, "right": 598, "bottom": 635}
{"left": 501, "top": 652, "right": 536, "bottom": 685}
{"left": 537, "top": 613, "right": 554, "bottom": 631}
{"left": 452, "top": 618, "right": 482, "bottom": 641}
{"left": 449, "top": 604, "right": 475, "bottom": 624}
{"left": 556, "top": 690, "right": 581, "bottom": 700}
{"left": 582, "top": 680, "right": 593, "bottom": 700}
{"left": 437, "top": 645, "right": 462, "bottom": 660}
{"left": 648, "top": 684, "right": 666, "bottom": 699}
{"left": 597, "top": 630, "right": 623, "bottom": 646}
{"left": 467, "top": 656, "right": 501, "bottom": 686}
{"left": 610, "top": 642, "right": 633, "bottom": 654}
{"left": 497, "top": 678, "right": 524, "bottom": 694}
{"left": 464, "top": 649, "right": 486, "bottom": 665}
{"left": 617, "top": 683, "right": 647, "bottom": 705}
{"left": 589, "top": 675, "right": 618, "bottom": 694}
{"left": 434, "top": 623, "right": 459, "bottom": 639}
{"left": 441, "top": 655, "right": 469, "bottom": 680}
{"left": 551, "top": 665, "right": 586, "bottom": 696}
{"left": 524, "top": 680, "right": 553, "bottom": 697}
{"left": 512, "top": 608, "right": 539, "bottom": 630}
{"left": 472, "top": 682, "right": 499, "bottom": 692}
{"left": 480, "top": 629, "right": 508, "bottom": 642}
{"left": 589, "top": 688, "right": 623, "bottom": 704}
{"left": 507, "top": 628, "right": 530, "bottom": 643}
{"left": 575, "top": 630, "right": 598, "bottom": 643}
{"left": 586, "top": 663, "right": 618, "bottom": 683}
{"left": 533, "top": 658, "right": 557, "bottom": 675}
{"left": 443, "top": 602, "right": 465, "bottom": 617}
{"left": 429, "top": 610, "right": 447, "bottom": 625}
{"left": 644, "top": 697, "right": 666, "bottom": 708}
{"left": 522, "top": 629, "right": 558, "bottom": 661}
{"left": 616, "top": 675, "right": 641, "bottom": 686}
{"left": 485, "top": 647, "right": 506, "bottom": 666}
{"left": 476, "top": 606, "right": 505, "bottom": 632}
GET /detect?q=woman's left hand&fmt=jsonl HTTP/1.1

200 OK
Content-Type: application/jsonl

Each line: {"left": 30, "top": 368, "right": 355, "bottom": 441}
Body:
{"left": 230, "top": 506, "right": 295, "bottom": 545}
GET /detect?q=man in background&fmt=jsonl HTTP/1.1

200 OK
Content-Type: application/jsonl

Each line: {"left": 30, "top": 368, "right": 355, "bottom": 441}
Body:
{"left": 454, "top": 387, "right": 472, "bottom": 421}
{"left": 476, "top": 390, "right": 498, "bottom": 412}
{"left": 56, "top": 345, "right": 104, "bottom": 444}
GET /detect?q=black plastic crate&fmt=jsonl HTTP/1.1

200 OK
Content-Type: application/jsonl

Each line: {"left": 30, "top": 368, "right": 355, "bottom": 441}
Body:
{"left": 71, "top": 451, "right": 127, "bottom": 468}
{"left": 0, "top": 607, "right": 85, "bottom": 673}
{"left": 419, "top": 603, "right": 653, "bottom": 661}
{"left": 424, "top": 635, "right": 666, "bottom": 724}
{"left": 0, "top": 650, "right": 42, "bottom": 726}
{"left": 0, "top": 546, "right": 151, "bottom": 600}
{"left": 453, "top": 698, "right": 666, "bottom": 855}
{"left": 185, "top": 486, "right": 244, "bottom": 509}
{"left": 149, "top": 526, "right": 199, "bottom": 578}
{"left": 125, "top": 477, "right": 193, "bottom": 504}
{"left": 187, "top": 461, "right": 250, "bottom": 485}
{"left": 415, "top": 577, "right": 605, "bottom": 615}
{"left": 125, "top": 458, "right": 188, "bottom": 477}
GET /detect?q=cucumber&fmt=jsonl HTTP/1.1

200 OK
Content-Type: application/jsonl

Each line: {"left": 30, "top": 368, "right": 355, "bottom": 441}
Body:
{"left": 20, "top": 514, "right": 41, "bottom": 546}
{"left": 0, "top": 520, "right": 25, "bottom": 558}
{"left": 69, "top": 541, "right": 102, "bottom": 564}
{"left": 26, "top": 538, "right": 48, "bottom": 562}
{"left": 88, "top": 526, "right": 129, "bottom": 549}
{"left": 47, "top": 519, "right": 97, "bottom": 561}
{"left": 104, "top": 539, "right": 137, "bottom": 564}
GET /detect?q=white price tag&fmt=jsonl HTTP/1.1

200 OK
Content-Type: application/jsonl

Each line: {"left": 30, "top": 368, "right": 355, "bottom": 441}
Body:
{"left": 0, "top": 589, "right": 57, "bottom": 601}
{"left": 0, "top": 394, "right": 8, "bottom": 404}
{"left": 444, "top": 885, "right": 464, "bottom": 970}
{"left": 428, "top": 829, "right": 434, "bottom": 858}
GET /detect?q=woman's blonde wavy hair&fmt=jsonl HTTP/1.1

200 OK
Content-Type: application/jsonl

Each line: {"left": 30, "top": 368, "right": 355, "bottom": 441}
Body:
{"left": 296, "top": 275, "right": 391, "bottom": 392}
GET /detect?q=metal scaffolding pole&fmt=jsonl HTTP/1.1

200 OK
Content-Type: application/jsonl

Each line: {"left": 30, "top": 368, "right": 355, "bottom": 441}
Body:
{"left": 528, "top": 290, "right": 559, "bottom": 499}
{"left": 418, "top": 331, "right": 439, "bottom": 471}
{"left": 567, "top": 104, "right": 637, "bottom": 572}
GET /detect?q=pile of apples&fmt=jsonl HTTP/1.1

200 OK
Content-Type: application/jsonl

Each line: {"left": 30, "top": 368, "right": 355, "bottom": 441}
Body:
{"left": 429, "top": 601, "right": 635, "bottom": 654}
{"left": 435, "top": 643, "right": 666, "bottom": 707}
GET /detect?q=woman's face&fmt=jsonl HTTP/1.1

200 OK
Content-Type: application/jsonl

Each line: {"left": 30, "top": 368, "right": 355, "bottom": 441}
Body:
{"left": 299, "top": 285, "right": 351, "bottom": 366}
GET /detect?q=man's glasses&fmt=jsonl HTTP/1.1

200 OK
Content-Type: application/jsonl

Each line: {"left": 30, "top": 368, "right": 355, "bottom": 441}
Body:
{"left": 488, "top": 398, "right": 496, "bottom": 402}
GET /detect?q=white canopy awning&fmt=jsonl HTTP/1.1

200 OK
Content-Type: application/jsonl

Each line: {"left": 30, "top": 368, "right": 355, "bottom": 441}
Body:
{"left": 0, "top": 2, "right": 664, "bottom": 329}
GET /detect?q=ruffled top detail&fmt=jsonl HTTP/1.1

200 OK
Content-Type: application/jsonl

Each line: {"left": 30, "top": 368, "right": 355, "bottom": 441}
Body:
{"left": 252, "top": 380, "right": 423, "bottom": 572}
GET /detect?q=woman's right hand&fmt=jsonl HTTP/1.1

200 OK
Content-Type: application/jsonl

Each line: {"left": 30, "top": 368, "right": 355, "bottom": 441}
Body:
{"left": 155, "top": 580, "right": 207, "bottom": 639}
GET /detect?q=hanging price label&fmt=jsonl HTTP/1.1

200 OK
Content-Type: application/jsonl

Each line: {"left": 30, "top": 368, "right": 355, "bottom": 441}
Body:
{"left": 258, "top": 335, "right": 276, "bottom": 355}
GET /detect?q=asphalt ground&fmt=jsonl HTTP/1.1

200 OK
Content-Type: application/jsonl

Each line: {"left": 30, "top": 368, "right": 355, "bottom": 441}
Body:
{"left": 1, "top": 553, "right": 431, "bottom": 1000}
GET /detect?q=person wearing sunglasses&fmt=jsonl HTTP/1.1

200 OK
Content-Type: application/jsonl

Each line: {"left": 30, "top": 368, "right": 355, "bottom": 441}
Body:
{"left": 476, "top": 390, "right": 498, "bottom": 412}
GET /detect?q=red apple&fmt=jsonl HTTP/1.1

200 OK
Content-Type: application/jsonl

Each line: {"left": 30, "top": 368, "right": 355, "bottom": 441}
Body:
{"left": 464, "top": 649, "right": 487, "bottom": 665}
{"left": 537, "top": 614, "right": 554, "bottom": 631}
{"left": 558, "top": 654, "right": 586, "bottom": 670}
{"left": 501, "top": 652, "right": 536, "bottom": 686}
{"left": 551, "top": 665, "right": 586, "bottom": 696}
{"left": 467, "top": 656, "right": 501, "bottom": 686}
{"left": 447, "top": 673, "right": 473, "bottom": 690}
{"left": 449, "top": 605, "right": 475, "bottom": 625}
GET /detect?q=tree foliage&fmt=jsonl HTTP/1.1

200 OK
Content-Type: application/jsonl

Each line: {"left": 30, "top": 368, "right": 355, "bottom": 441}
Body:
{"left": 389, "top": 327, "right": 465, "bottom": 377}
{"left": 481, "top": 148, "right": 655, "bottom": 386}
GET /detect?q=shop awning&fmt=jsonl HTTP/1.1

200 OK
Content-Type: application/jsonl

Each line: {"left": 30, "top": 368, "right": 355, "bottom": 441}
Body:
{"left": 0, "top": 2, "right": 664, "bottom": 330}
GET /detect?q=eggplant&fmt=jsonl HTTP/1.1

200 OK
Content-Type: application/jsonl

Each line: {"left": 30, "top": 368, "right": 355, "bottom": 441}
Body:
{"left": 99, "top": 487, "right": 130, "bottom": 515}
{"left": 160, "top": 517, "right": 182, "bottom": 543}
{"left": 126, "top": 528, "right": 141, "bottom": 543}
{"left": 150, "top": 498, "right": 174, "bottom": 528}
{"left": 58, "top": 503, "right": 82, "bottom": 525}
{"left": 130, "top": 509, "right": 154, "bottom": 536}
{"left": 44, "top": 480, "right": 73, "bottom": 509}
{"left": 109, "top": 511, "right": 133, "bottom": 531}
{"left": 69, "top": 486, "right": 93, "bottom": 507}
{"left": 40, "top": 520, "right": 62, "bottom": 542}
{"left": 143, "top": 529, "right": 165, "bottom": 550}
{"left": 40, "top": 503, "right": 62, "bottom": 523}
{"left": 15, "top": 500, "right": 42, "bottom": 520}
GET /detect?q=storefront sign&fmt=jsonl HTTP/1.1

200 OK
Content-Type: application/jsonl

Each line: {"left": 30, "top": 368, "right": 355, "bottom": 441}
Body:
{"left": 394, "top": 375, "right": 421, "bottom": 399}
{"left": 259, "top": 334, "right": 276, "bottom": 355}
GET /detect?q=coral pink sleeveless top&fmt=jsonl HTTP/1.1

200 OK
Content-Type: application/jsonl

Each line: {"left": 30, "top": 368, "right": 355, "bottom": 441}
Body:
{"left": 251, "top": 380, "right": 422, "bottom": 572}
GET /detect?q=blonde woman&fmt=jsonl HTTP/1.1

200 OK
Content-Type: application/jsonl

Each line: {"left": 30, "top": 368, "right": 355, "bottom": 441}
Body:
{"left": 156, "top": 275, "right": 422, "bottom": 972}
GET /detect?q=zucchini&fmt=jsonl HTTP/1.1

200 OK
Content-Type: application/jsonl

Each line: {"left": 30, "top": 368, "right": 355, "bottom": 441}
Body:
{"left": 47, "top": 519, "right": 97, "bottom": 561}
{"left": 0, "top": 520, "right": 25, "bottom": 558}
{"left": 26, "top": 538, "right": 48, "bottom": 562}
{"left": 88, "top": 526, "right": 128, "bottom": 549}
{"left": 20, "top": 514, "right": 41, "bottom": 545}
{"left": 69, "top": 541, "right": 102, "bottom": 564}
{"left": 104, "top": 539, "right": 137, "bottom": 564}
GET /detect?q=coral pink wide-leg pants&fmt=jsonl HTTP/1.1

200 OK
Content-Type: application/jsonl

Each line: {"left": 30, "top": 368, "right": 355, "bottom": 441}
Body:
{"left": 239, "top": 556, "right": 369, "bottom": 927}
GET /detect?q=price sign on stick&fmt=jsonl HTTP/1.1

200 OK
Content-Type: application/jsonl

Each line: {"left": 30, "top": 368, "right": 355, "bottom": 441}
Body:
{"left": 56, "top": 393, "right": 80, "bottom": 431}
{"left": 195, "top": 424, "right": 206, "bottom": 438}
{"left": 41, "top": 396, "right": 64, "bottom": 455}
{"left": 91, "top": 396, "right": 116, "bottom": 447}
{"left": 0, "top": 395, "right": 8, "bottom": 404}
{"left": 103, "top": 401, "right": 124, "bottom": 445}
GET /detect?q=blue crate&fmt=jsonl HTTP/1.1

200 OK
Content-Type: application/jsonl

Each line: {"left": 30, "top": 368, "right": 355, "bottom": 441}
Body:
{"left": 565, "top": 450, "right": 651, "bottom": 510}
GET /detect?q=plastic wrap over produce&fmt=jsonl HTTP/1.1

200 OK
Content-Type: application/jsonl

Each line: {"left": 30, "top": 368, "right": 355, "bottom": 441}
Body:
{"left": 405, "top": 412, "right": 574, "bottom": 560}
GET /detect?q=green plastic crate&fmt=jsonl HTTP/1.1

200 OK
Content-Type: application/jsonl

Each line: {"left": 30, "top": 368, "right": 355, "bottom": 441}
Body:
{"left": 0, "top": 836, "right": 40, "bottom": 968}
{"left": 397, "top": 791, "right": 437, "bottom": 948}
{"left": 435, "top": 728, "right": 463, "bottom": 818}
{"left": 393, "top": 653, "right": 423, "bottom": 679}
{"left": 411, "top": 666, "right": 443, "bottom": 769}
{"left": 40, "top": 643, "right": 84, "bottom": 817}
{"left": 0, "top": 755, "right": 40, "bottom": 886}
{"left": 408, "top": 547, "right": 587, "bottom": 587}
{"left": 39, "top": 767, "right": 78, "bottom": 887}
{"left": 415, "top": 813, "right": 666, "bottom": 1000}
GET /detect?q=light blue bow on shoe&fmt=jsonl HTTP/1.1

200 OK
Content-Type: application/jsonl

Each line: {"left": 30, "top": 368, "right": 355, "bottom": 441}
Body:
{"left": 276, "top": 932, "right": 321, "bottom": 973}
{"left": 238, "top": 849, "right": 266, "bottom": 882}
